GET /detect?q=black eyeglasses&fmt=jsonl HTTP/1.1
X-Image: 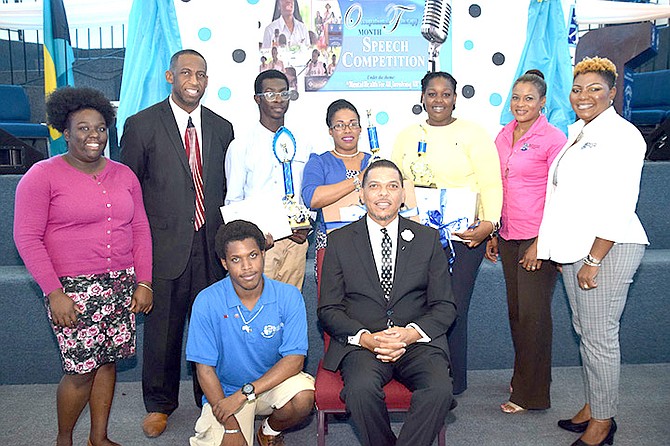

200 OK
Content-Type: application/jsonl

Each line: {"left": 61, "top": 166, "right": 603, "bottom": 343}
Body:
{"left": 255, "top": 91, "right": 291, "bottom": 101}
{"left": 330, "top": 122, "right": 361, "bottom": 131}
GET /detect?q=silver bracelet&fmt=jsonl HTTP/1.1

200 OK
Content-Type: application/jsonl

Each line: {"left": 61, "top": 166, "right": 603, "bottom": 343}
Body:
{"left": 224, "top": 429, "right": 240, "bottom": 434}
{"left": 583, "top": 255, "right": 602, "bottom": 267}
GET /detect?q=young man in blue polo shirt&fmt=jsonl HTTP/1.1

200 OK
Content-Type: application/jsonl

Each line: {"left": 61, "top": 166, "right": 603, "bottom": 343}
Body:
{"left": 186, "top": 220, "right": 314, "bottom": 446}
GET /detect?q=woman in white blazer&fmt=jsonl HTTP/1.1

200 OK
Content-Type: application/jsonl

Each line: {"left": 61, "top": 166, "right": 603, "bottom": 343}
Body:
{"left": 537, "top": 57, "right": 648, "bottom": 446}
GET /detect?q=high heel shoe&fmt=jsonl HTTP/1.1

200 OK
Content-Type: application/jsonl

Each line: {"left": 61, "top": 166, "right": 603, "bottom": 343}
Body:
{"left": 558, "top": 418, "right": 590, "bottom": 433}
{"left": 570, "top": 419, "right": 617, "bottom": 446}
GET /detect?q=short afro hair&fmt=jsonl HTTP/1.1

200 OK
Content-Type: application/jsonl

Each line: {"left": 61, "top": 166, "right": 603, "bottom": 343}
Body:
{"left": 573, "top": 56, "right": 617, "bottom": 88}
{"left": 169, "top": 49, "right": 207, "bottom": 72}
{"left": 361, "top": 159, "right": 404, "bottom": 188}
{"left": 46, "top": 87, "right": 115, "bottom": 133}
{"left": 215, "top": 220, "right": 266, "bottom": 260}
{"left": 254, "top": 69, "right": 289, "bottom": 94}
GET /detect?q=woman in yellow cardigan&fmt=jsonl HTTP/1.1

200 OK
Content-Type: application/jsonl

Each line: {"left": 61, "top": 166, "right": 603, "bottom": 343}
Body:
{"left": 392, "top": 71, "right": 502, "bottom": 395}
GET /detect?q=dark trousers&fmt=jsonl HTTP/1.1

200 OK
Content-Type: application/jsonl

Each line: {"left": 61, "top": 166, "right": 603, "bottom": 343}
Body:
{"left": 445, "top": 241, "right": 486, "bottom": 395}
{"left": 339, "top": 344, "right": 453, "bottom": 446}
{"left": 142, "top": 228, "right": 214, "bottom": 414}
{"left": 498, "top": 236, "right": 557, "bottom": 409}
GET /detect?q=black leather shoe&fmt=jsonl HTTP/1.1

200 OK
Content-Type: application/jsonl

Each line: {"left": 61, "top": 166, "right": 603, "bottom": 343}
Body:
{"left": 570, "top": 419, "right": 617, "bottom": 446}
{"left": 558, "top": 418, "right": 589, "bottom": 433}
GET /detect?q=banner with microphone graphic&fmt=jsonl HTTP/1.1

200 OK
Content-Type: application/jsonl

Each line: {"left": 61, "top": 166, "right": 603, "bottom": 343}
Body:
{"left": 260, "top": 1, "right": 448, "bottom": 93}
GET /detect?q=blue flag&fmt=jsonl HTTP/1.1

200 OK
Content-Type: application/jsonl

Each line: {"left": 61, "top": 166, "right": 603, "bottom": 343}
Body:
{"left": 43, "top": 0, "right": 75, "bottom": 155}
{"left": 116, "top": 0, "right": 182, "bottom": 139}
{"left": 500, "top": 0, "right": 575, "bottom": 135}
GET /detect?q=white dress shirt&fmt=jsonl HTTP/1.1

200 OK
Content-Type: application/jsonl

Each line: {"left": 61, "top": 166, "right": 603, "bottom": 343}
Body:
{"left": 169, "top": 97, "right": 202, "bottom": 159}
{"left": 537, "top": 107, "right": 649, "bottom": 264}
{"left": 224, "top": 121, "right": 312, "bottom": 206}
{"left": 367, "top": 215, "right": 399, "bottom": 284}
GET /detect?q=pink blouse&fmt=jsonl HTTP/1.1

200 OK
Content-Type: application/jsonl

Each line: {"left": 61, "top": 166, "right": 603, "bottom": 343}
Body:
{"left": 14, "top": 156, "right": 152, "bottom": 295}
{"left": 495, "top": 114, "right": 566, "bottom": 240}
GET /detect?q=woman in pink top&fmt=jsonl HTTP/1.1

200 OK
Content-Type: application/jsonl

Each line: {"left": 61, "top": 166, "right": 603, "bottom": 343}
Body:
{"left": 485, "top": 70, "right": 566, "bottom": 413}
{"left": 13, "top": 87, "right": 153, "bottom": 446}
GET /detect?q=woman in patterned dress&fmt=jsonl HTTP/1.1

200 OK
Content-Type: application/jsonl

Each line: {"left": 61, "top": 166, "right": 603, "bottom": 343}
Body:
{"left": 14, "top": 87, "right": 153, "bottom": 446}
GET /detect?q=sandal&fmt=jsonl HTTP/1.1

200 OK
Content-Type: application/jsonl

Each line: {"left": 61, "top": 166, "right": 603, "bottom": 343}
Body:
{"left": 500, "top": 401, "right": 526, "bottom": 414}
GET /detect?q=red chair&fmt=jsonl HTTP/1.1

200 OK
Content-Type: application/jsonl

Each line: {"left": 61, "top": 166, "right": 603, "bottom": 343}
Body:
{"left": 314, "top": 248, "right": 447, "bottom": 446}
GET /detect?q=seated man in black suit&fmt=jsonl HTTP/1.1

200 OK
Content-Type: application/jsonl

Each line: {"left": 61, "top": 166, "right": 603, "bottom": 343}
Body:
{"left": 317, "top": 159, "right": 457, "bottom": 446}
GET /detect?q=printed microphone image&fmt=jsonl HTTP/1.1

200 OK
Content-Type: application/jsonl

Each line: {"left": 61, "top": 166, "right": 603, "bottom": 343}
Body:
{"left": 421, "top": 0, "right": 452, "bottom": 72}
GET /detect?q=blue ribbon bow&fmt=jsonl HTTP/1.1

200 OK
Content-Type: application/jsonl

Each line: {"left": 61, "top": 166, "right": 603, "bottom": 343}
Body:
{"left": 426, "top": 210, "right": 469, "bottom": 274}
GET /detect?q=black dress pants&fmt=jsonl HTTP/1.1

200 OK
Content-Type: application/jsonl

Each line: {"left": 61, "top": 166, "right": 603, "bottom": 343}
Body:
{"left": 142, "top": 228, "right": 214, "bottom": 414}
{"left": 445, "top": 241, "right": 486, "bottom": 395}
{"left": 339, "top": 344, "right": 453, "bottom": 446}
{"left": 498, "top": 236, "right": 557, "bottom": 409}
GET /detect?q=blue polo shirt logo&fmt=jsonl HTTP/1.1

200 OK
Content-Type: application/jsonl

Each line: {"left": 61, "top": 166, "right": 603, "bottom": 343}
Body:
{"left": 261, "top": 322, "right": 284, "bottom": 339}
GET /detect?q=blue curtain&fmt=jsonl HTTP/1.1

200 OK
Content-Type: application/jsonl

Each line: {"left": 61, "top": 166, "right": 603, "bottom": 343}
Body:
{"left": 500, "top": 0, "right": 574, "bottom": 135}
{"left": 116, "top": 0, "right": 182, "bottom": 138}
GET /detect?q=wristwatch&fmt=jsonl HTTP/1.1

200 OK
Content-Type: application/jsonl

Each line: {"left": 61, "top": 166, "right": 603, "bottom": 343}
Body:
{"left": 241, "top": 383, "right": 256, "bottom": 401}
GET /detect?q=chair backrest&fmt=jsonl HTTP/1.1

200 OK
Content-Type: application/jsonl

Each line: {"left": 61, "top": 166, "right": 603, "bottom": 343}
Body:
{"left": 315, "top": 247, "right": 332, "bottom": 350}
{"left": 0, "top": 85, "right": 31, "bottom": 122}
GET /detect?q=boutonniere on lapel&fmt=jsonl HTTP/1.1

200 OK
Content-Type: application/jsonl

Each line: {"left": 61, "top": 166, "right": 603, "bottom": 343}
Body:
{"left": 401, "top": 229, "right": 414, "bottom": 242}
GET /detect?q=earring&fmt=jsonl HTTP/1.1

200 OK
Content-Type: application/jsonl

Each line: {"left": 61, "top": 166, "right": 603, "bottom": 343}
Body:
{"left": 609, "top": 100, "right": 614, "bottom": 106}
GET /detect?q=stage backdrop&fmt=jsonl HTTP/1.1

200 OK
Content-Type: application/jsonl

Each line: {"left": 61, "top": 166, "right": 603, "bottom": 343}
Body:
{"left": 139, "top": 0, "right": 575, "bottom": 156}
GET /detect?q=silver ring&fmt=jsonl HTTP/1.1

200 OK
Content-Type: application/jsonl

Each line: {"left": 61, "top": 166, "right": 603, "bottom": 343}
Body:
{"left": 583, "top": 284, "right": 589, "bottom": 289}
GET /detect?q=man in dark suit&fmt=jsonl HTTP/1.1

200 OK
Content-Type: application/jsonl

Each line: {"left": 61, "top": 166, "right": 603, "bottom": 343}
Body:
{"left": 120, "top": 49, "right": 234, "bottom": 438}
{"left": 318, "top": 160, "right": 457, "bottom": 446}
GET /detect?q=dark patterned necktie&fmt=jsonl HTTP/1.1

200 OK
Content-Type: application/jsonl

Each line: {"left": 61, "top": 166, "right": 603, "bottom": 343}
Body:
{"left": 380, "top": 228, "right": 393, "bottom": 299}
{"left": 185, "top": 116, "right": 205, "bottom": 231}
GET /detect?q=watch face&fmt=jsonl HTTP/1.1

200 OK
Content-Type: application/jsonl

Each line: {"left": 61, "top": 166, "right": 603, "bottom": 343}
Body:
{"left": 242, "top": 383, "right": 254, "bottom": 395}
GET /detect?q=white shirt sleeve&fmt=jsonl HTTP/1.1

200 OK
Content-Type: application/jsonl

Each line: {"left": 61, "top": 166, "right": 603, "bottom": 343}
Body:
{"left": 347, "top": 329, "right": 371, "bottom": 346}
{"left": 224, "top": 139, "right": 246, "bottom": 205}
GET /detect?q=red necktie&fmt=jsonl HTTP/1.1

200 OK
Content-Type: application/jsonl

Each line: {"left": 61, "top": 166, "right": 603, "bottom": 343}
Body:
{"left": 185, "top": 116, "right": 205, "bottom": 231}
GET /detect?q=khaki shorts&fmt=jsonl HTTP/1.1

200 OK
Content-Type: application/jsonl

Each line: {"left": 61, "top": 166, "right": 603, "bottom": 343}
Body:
{"left": 190, "top": 372, "right": 315, "bottom": 446}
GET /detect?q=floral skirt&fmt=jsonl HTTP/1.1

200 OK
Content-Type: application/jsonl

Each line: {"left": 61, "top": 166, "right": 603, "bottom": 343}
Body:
{"left": 46, "top": 267, "right": 137, "bottom": 375}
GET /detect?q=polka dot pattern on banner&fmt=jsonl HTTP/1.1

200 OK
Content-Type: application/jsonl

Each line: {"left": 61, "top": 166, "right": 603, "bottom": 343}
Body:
{"left": 218, "top": 87, "right": 232, "bottom": 101}
{"left": 489, "top": 93, "right": 503, "bottom": 106}
{"left": 492, "top": 52, "right": 505, "bottom": 66}
{"left": 198, "top": 28, "right": 211, "bottom": 41}
{"left": 461, "top": 4, "right": 505, "bottom": 108}
{"left": 462, "top": 85, "right": 475, "bottom": 99}
{"left": 232, "top": 49, "right": 246, "bottom": 63}
{"left": 376, "top": 112, "right": 389, "bottom": 125}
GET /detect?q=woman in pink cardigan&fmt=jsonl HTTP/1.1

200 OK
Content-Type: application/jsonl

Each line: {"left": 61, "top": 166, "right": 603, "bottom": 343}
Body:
{"left": 14, "top": 87, "right": 153, "bottom": 446}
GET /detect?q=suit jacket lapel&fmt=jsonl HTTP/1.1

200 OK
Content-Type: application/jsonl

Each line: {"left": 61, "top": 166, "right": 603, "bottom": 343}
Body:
{"left": 159, "top": 99, "right": 191, "bottom": 176}
{"left": 352, "top": 219, "right": 384, "bottom": 298}
{"left": 390, "top": 217, "right": 413, "bottom": 303}
{"left": 200, "top": 107, "right": 213, "bottom": 186}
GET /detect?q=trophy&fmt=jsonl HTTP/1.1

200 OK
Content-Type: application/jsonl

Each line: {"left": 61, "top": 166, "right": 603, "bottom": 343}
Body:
{"left": 410, "top": 125, "right": 436, "bottom": 188}
{"left": 272, "top": 127, "right": 311, "bottom": 230}
{"left": 366, "top": 109, "right": 382, "bottom": 163}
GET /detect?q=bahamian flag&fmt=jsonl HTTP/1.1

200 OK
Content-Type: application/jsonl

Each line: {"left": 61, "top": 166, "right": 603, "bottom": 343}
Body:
{"left": 43, "top": 0, "right": 75, "bottom": 156}
{"left": 116, "top": 0, "right": 182, "bottom": 139}
{"left": 500, "top": 0, "right": 574, "bottom": 135}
